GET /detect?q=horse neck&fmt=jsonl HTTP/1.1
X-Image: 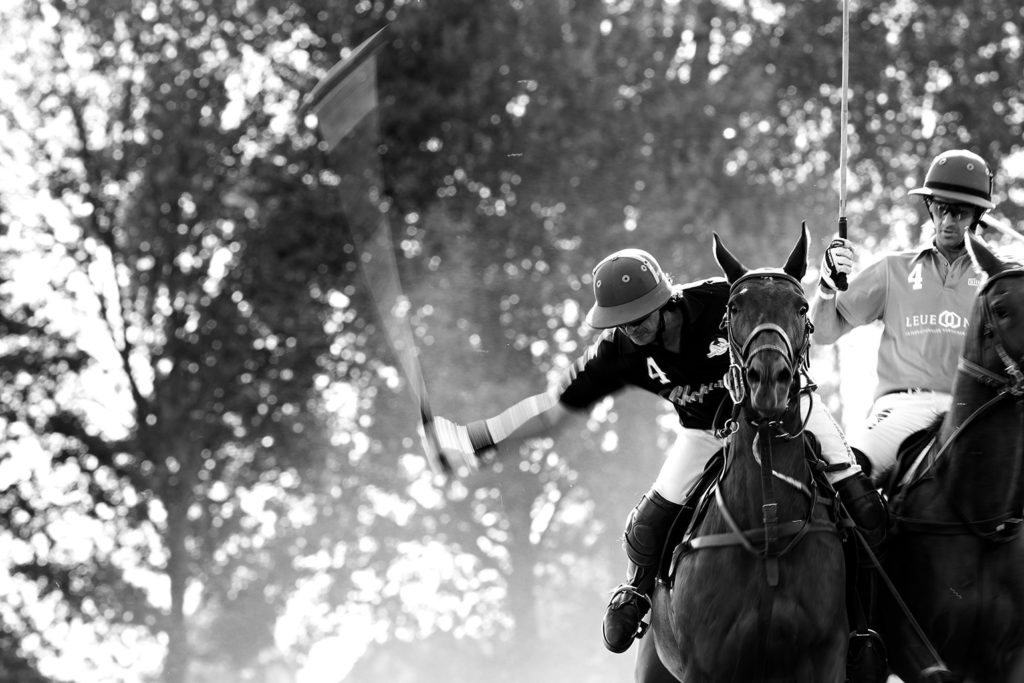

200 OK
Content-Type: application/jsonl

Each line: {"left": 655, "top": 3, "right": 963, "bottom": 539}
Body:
{"left": 726, "top": 409, "right": 809, "bottom": 522}
{"left": 939, "top": 372, "right": 1024, "bottom": 522}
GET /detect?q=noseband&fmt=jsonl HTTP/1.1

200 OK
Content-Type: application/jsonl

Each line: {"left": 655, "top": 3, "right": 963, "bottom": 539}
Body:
{"left": 721, "top": 270, "right": 813, "bottom": 412}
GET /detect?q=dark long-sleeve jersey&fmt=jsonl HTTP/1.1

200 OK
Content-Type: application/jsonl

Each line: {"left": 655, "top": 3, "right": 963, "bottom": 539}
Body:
{"left": 557, "top": 278, "right": 732, "bottom": 429}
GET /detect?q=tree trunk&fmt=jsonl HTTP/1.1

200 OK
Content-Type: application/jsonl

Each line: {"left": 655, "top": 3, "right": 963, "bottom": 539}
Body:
{"left": 500, "top": 465, "right": 542, "bottom": 682}
{"left": 163, "top": 495, "right": 190, "bottom": 683}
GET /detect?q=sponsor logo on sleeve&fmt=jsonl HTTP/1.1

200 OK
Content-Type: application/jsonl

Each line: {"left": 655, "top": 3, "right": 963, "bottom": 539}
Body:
{"left": 707, "top": 337, "right": 729, "bottom": 358}
{"left": 667, "top": 379, "right": 726, "bottom": 406}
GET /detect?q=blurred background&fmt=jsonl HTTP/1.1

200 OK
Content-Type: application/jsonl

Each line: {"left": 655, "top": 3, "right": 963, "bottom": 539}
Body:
{"left": 0, "top": 0, "right": 1021, "bottom": 681}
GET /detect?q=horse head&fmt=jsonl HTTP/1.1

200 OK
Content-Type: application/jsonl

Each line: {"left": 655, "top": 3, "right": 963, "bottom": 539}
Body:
{"left": 713, "top": 224, "right": 810, "bottom": 419}
{"left": 940, "top": 230, "right": 1024, "bottom": 529}
{"left": 963, "top": 231, "right": 1024, "bottom": 384}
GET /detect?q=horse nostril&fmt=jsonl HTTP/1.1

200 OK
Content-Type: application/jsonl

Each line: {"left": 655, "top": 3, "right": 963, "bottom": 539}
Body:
{"left": 746, "top": 368, "right": 761, "bottom": 385}
{"left": 778, "top": 367, "right": 792, "bottom": 386}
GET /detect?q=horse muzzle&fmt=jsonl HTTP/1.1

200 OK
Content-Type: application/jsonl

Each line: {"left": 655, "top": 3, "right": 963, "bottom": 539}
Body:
{"left": 745, "top": 348, "right": 794, "bottom": 418}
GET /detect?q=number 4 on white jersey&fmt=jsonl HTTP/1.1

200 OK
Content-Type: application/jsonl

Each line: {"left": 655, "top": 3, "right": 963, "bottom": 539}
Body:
{"left": 907, "top": 263, "right": 924, "bottom": 291}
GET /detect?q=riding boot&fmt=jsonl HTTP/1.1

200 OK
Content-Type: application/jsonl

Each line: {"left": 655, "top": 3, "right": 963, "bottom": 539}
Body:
{"left": 837, "top": 470, "right": 890, "bottom": 683}
{"left": 602, "top": 489, "right": 684, "bottom": 653}
{"left": 835, "top": 471, "right": 888, "bottom": 557}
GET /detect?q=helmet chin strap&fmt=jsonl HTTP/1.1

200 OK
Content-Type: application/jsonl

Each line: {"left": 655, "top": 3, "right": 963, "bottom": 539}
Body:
{"left": 653, "top": 308, "right": 667, "bottom": 346}
{"left": 970, "top": 209, "right": 985, "bottom": 234}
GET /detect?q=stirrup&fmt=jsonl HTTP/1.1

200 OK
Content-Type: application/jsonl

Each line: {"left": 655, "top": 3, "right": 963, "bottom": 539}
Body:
{"left": 847, "top": 629, "right": 887, "bottom": 683}
{"left": 610, "top": 584, "right": 653, "bottom": 610}
{"left": 608, "top": 584, "right": 652, "bottom": 639}
{"left": 848, "top": 628, "right": 884, "bottom": 648}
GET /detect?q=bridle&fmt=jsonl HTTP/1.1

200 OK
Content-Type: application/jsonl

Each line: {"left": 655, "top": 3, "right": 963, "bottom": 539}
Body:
{"left": 687, "top": 270, "right": 836, "bottom": 592}
{"left": 720, "top": 270, "right": 814, "bottom": 434}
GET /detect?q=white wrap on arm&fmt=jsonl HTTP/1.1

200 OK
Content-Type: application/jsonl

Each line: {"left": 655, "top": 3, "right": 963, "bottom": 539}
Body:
{"left": 427, "top": 389, "right": 566, "bottom": 478}
{"left": 484, "top": 390, "right": 561, "bottom": 442}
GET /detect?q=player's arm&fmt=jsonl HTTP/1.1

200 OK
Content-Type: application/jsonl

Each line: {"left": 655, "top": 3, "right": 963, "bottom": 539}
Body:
{"left": 429, "top": 391, "right": 575, "bottom": 471}
{"left": 810, "top": 237, "right": 856, "bottom": 344}
{"left": 809, "top": 286, "right": 856, "bottom": 344}
{"left": 428, "top": 334, "right": 620, "bottom": 473}
{"left": 811, "top": 249, "right": 889, "bottom": 345}
{"left": 438, "top": 390, "right": 572, "bottom": 451}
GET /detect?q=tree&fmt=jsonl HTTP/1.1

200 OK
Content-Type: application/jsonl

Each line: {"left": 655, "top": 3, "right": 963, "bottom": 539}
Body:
{"left": 1, "top": 1, "right": 369, "bottom": 681}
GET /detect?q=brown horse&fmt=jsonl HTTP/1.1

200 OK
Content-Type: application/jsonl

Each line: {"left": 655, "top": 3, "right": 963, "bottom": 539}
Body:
{"left": 881, "top": 231, "right": 1024, "bottom": 682}
{"left": 641, "top": 226, "right": 847, "bottom": 682}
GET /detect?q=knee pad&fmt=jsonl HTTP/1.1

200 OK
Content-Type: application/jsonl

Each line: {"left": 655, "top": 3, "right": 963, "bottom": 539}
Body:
{"left": 623, "top": 490, "right": 682, "bottom": 567}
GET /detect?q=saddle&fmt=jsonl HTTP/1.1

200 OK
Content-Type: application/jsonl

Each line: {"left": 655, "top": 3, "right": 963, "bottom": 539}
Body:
{"left": 881, "top": 419, "right": 944, "bottom": 502}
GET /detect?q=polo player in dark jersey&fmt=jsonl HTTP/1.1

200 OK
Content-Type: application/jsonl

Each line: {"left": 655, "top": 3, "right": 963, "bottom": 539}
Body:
{"left": 429, "top": 247, "right": 887, "bottom": 672}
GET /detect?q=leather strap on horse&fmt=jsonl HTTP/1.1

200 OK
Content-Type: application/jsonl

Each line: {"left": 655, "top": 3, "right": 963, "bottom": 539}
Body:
{"left": 852, "top": 528, "right": 951, "bottom": 677}
{"left": 681, "top": 518, "right": 838, "bottom": 553}
{"left": 675, "top": 485, "right": 839, "bottom": 572}
{"left": 755, "top": 422, "right": 779, "bottom": 680}
{"left": 758, "top": 424, "right": 781, "bottom": 586}
{"left": 964, "top": 270, "right": 1024, "bottom": 396}
{"left": 896, "top": 511, "right": 1024, "bottom": 541}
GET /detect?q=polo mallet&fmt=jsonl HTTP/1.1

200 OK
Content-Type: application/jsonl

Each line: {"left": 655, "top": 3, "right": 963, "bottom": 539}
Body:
{"left": 981, "top": 213, "right": 1024, "bottom": 244}
{"left": 353, "top": 215, "right": 450, "bottom": 478}
{"left": 300, "top": 26, "right": 451, "bottom": 477}
{"left": 831, "top": 0, "right": 851, "bottom": 291}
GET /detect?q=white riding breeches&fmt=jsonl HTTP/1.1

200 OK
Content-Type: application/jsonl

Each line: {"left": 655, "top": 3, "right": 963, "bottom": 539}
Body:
{"left": 849, "top": 390, "right": 952, "bottom": 479}
{"left": 803, "top": 392, "right": 860, "bottom": 483}
{"left": 652, "top": 427, "right": 724, "bottom": 504}
{"left": 652, "top": 392, "right": 860, "bottom": 504}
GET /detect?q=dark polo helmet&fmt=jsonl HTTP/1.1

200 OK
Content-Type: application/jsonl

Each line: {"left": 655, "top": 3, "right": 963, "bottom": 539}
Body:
{"left": 586, "top": 248, "right": 672, "bottom": 329}
{"left": 908, "top": 149, "right": 994, "bottom": 209}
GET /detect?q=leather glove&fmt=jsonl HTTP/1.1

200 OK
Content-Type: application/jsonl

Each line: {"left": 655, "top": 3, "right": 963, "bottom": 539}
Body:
{"left": 820, "top": 238, "right": 853, "bottom": 292}
{"left": 421, "top": 416, "right": 487, "bottom": 477}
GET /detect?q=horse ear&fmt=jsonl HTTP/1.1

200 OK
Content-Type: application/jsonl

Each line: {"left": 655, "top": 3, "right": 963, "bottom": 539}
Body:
{"left": 713, "top": 231, "right": 748, "bottom": 284}
{"left": 782, "top": 221, "right": 809, "bottom": 281}
{"left": 966, "top": 230, "right": 1010, "bottom": 279}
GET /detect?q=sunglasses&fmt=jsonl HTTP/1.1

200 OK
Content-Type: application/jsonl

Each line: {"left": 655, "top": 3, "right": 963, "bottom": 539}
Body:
{"left": 925, "top": 198, "right": 974, "bottom": 222}
{"left": 619, "top": 311, "right": 654, "bottom": 330}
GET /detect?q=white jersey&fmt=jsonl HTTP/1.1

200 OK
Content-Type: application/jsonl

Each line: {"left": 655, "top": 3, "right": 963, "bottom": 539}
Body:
{"left": 811, "top": 243, "right": 983, "bottom": 400}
